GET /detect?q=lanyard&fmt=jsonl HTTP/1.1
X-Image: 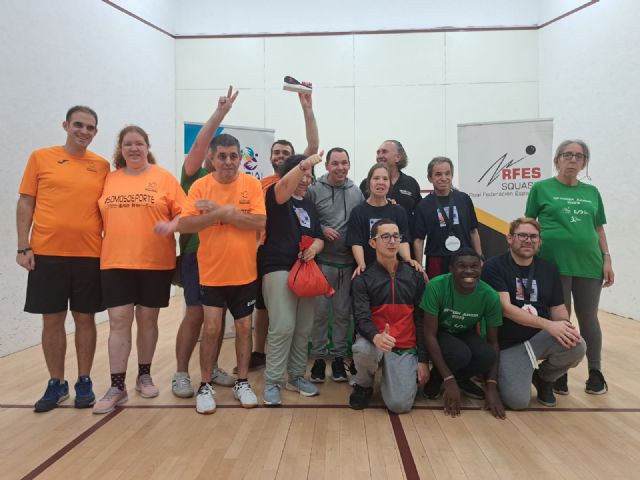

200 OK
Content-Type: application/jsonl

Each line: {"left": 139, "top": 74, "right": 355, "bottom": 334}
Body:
{"left": 435, "top": 192, "right": 454, "bottom": 236}
{"left": 509, "top": 255, "right": 536, "bottom": 304}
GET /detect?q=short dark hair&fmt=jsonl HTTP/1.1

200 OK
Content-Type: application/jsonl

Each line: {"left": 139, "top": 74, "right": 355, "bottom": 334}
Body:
{"left": 66, "top": 105, "right": 98, "bottom": 126}
{"left": 271, "top": 139, "right": 295, "bottom": 155}
{"left": 280, "top": 154, "right": 309, "bottom": 177}
{"left": 209, "top": 133, "right": 240, "bottom": 153}
{"left": 370, "top": 218, "right": 398, "bottom": 238}
{"left": 451, "top": 247, "right": 482, "bottom": 265}
{"left": 427, "top": 156, "right": 454, "bottom": 178}
{"left": 326, "top": 147, "right": 349, "bottom": 164}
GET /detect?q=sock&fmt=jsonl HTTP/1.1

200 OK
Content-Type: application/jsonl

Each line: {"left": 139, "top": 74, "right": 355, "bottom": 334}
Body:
{"left": 236, "top": 378, "right": 248, "bottom": 384}
{"left": 111, "top": 372, "right": 126, "bottom": 391}
{"left": 138, "top": 363, "right": 151, "bottom": 377}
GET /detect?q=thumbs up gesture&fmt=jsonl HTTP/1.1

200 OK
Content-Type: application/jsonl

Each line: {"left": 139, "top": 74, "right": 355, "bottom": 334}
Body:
{"left": 373, "top": 323, "right": 396, "bottom": 353}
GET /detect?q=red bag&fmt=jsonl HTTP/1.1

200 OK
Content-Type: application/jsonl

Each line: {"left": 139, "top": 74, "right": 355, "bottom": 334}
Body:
{"left": 287, "top": 236, "right": 335, "bottom": 297}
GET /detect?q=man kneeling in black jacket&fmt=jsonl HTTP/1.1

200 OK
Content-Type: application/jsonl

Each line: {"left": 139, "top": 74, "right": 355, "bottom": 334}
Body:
{"left": 349, "top": 219, "right": 428, "bottom": 413}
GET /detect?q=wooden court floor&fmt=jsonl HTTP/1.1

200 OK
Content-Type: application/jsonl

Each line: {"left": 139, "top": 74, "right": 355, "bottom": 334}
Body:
{"left": 2, "top": 296, "right": 640, "bottom": 479}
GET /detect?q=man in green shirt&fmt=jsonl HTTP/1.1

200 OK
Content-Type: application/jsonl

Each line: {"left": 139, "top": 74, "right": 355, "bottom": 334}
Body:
{"left": 421, "top": 248, "right": 505, "bottom": 418}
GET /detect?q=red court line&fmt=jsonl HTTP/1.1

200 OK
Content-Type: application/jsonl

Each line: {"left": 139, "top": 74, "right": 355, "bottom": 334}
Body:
{"left": 4, "top": 403, "right": 640, "bottom": 412}
{"left": 101, "top": 0, "right": 175, "bottom": 38}
{"left": 389, "top": 413, "right": 421, "bottom": 480}
{"left": 20, "top": 407, "right": 124, "bottom": 480}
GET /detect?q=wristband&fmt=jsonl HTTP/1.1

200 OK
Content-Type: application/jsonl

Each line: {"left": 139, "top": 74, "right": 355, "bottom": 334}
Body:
{"left": 443, "top": 375, "right": 455, "bottom": 383}
{"left": 602, "top": 252, "right": 610, "bottom": 256}
{"left": 17, "top": 247, "right": 32, "bottom": 255}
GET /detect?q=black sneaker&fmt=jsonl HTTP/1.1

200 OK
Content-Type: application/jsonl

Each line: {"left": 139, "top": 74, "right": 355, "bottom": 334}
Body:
{"left": 553, "top": 373, "right": 569, "bottom": 395}
{"left": 331, "top": 357, "right": 348, "bottom": 382}
{"left": 457, "top": 377, "right": 485, "bottom": 400}
{"left": 233, "top": 351, "right": 266, "bottom": 374}
{"left": 423, "top": 369, "right": 443, "bottom": 399}
{"left": 74, "top": 375, "right": 96, "bottom": 408}
{"left": 310, "top": 359, "right": 326, "bottom": 383}
{"left": 585, "top": 369, "right": 608, "bottom": 395}
{"left": 532, "top": 370, "right": 557, "bottom": 407}
{"left": 349, "top": 384, "right": 373, "bottom": 410}
{"left": 34, "top": 379, "right": 69, "bottom": 412}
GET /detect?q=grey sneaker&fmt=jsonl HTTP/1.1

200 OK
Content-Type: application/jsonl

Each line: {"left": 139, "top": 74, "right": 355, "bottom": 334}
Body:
{"left": 263, "top": 383, "right": 282, "bottom": 406}
{"left": 172, "top": 372, "right": 194, "bottom": 398}
{"left": 211, "top": 367, "right": 236, "bottom": 387}
{"left": 233, "top": 381, "right": 258, "bottom": 408}
{"left": 285, "top": 376, "right": 319, "bottom": 397}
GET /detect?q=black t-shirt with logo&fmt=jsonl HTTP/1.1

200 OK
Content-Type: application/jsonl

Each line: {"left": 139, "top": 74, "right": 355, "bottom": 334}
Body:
{"left": 481, "top": 251, "right": 564, "bottom": 349}
{"left": 345, "top": 202, "right": 410, "bottom": 267}
{"left": 259, "top": 185, "right": 322, "bottom": 276}
{"left": 414, "top": 190, "right": 478, "bottom": 257}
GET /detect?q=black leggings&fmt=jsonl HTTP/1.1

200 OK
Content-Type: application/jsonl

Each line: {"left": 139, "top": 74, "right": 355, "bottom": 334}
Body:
{"left": 437, "top": 330, "right": 496, "bottom": 378}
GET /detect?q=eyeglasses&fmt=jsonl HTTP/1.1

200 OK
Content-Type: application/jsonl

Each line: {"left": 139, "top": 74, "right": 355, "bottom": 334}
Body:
{"left": 514, "top": 232, "right": 540, "bottom": 241}
{"left": 373, "top": 233, "right": 403, "bottom": 243}
{"left": 560, "top": 152, "right": 586, "bottom": 161}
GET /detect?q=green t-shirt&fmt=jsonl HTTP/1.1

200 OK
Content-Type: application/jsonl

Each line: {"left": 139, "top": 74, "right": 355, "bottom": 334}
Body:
{"left": 180, "top": 166, "right": 209, "bottom": 254}
{"left": 420, "top": 273, "right": 502, "bottom": 336}
{"left": 525, "top": 177, "right": 606, "bottom": 279}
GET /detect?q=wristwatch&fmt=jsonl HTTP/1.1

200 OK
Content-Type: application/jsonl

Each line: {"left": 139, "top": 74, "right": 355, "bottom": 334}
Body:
{"left": 17, "top": 247, "right": 32, "bottom": 255}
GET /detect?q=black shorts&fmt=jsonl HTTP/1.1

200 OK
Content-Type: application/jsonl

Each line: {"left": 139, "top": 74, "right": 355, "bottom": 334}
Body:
{"left": 201, "top": 281, "right": 257, "bottom": 319}
{"left": 255, "top": 275, "right": 266, "bottom": 310}
{"left": 25, "top": 255, "right": 103, "bottom": 314}
{"left": 101, "top": 269, "right": 173, "bottom": 309}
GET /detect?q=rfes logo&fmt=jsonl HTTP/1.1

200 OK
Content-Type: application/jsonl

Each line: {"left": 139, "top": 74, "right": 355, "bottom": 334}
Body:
{"left": 501, "top": 167, "right": 541, "bottom": 180}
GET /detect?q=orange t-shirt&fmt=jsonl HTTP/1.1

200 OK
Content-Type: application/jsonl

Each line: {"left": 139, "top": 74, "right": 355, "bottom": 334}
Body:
{"left": 99, "top": 165, "right": 186, "bottom": 270}
{"left": 261, "top": 174, "right": 279, "bottom": 193}
{"left": 18, "top": 146, "right": 110, "bottom": 257}
{"left": 182, "top": 172, "right": 266, "bottom": 286}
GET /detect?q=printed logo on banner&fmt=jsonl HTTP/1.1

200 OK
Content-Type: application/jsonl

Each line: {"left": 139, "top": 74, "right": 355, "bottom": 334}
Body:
{"left": 477, "top": 148, "right": 541, "bottom": 195}
{"left": 242, "top": 146, "right": 259, "bottom": 172}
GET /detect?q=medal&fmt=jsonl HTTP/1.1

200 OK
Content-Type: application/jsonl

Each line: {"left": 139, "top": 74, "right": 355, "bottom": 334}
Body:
{"left": 522, "top": 304, "right": 538, "bottom": 316}
{"left": 445, "top": 235, "right": 461, "bottom": 252}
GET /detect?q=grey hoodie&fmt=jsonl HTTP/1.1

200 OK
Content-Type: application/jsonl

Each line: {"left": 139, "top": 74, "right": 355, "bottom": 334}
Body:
{"left": 305, "top": 173, "right": 364, "bottom": 264}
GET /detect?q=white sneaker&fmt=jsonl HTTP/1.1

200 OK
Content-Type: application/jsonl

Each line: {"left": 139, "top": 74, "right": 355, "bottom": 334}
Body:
{"left": 211, "top": 367, "right": 236, "bottom": 387}
{"left": 233, "top": 381, "right": 258, "bottom": 408}
{"left": 172, "top": 372, "right": 194, "bottom": 398}
{"left": 196, "top": 383, "right": 216, "bottom": 414}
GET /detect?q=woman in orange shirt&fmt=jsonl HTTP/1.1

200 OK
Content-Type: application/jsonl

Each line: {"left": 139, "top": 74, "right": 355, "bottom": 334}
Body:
{"left": 93, "top": 126, "right": 186, "bottom": 414}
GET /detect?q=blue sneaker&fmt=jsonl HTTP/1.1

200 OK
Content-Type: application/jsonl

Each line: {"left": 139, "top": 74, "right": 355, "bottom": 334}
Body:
{"left": 34, "top": 379, "right": 69, "bottom": 412}
{"left": 263, "top": 383, "right": 282, "bottom": 406}
{"left": 74, "top": 376, "right": 96, "bottom": 408}
{"left": 285, "top": 376, "right": 319, "bottom": 397}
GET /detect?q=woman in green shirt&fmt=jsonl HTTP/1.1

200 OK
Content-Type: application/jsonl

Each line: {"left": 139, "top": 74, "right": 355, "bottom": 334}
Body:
{"left": 525, "top": 139, "right": 614, "bottom": 395}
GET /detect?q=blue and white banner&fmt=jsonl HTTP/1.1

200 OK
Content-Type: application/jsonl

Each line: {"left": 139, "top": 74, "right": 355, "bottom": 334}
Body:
{"left": 184, "top": 123, "right": 275, "bottom": 180}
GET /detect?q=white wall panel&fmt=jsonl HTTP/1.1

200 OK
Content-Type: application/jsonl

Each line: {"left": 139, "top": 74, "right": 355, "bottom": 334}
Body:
{"left": 175, "top": 38, "right": 265, "bottom": 90}
{"left": 354, "top": 33, "right": 446, "bottom": 86}
{"left": 446, "top": 31, "right": 538, "bottom": 84}
{"left": 265, "top": 36, "right": 355, "bottom": 88}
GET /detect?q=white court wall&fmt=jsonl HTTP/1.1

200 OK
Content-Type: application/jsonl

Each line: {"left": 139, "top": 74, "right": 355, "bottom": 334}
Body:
{"left": 538, "top": 0, "right": 640, "bottom": 319}
{"left": 175, "top": 30, "right": 539, "bottom": 191}
{"left": 0, "top": 0, "right": 175, "bottom": 356}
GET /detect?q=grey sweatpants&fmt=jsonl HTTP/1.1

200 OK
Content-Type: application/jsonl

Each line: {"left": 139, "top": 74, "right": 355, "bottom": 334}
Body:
{"left": 263, "top": 271, "right": 315, "bottom": 385}
{"left": 499, "top": 329, "right": 586, "bottom": 410}
{"left": 310, "top": 263, "right": 353, "bottom": 360}
{"left": 352, "top": 335, "right": 418, "bottom": 414}
{"left": 561, "top": 276, "right": 603, "bottom": 371}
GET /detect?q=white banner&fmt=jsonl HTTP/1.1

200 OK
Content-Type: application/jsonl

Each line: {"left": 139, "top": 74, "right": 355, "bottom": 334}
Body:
{"left": 457, "top": 118, "right": 554, "bottom": 230}
{"left": 184, "top": 122, "right": 275, "bottom": 180}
